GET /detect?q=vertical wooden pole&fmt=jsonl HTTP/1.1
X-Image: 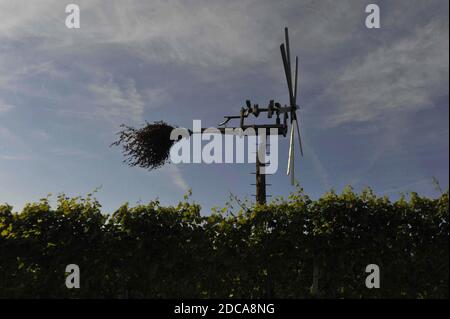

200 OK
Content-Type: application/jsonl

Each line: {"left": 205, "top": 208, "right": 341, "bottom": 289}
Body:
{"left": 256, "top": 134, "right": 266, "bottom": 205}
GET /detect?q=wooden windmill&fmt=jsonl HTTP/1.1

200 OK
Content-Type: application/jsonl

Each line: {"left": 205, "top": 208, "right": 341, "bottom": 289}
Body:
{"left": 213, "top": 27, "right": 304, "bottom": 204}
{"left": 113, "top": 27, "right": 304, "bottom": 205}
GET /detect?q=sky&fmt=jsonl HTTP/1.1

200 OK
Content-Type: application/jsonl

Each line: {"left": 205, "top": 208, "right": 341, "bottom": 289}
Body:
{"left": 0, "top": 0, "right": 448, "bottom": 214}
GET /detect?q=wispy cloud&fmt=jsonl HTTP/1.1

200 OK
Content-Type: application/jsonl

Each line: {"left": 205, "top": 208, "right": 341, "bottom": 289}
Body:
{"left": 30, "top": 130, "right": 50, "bottom": 141}
{"left": 0, "top": 0, "right": 352, "bottom": 68}
{"left": 0, "top": 100, "right": 14, "bottom": 113}
{"left": 89, "top": 77, "right": 145, "bottom": 123}
{"left": 317, "top": 19, "right": 449, "bottom": 128}
{"left": 0, "top": 154, "right": 34, "bottom": 161}
{"left": 162, "top": 164, "right": 190, "bottom": 192}
{"left": 0, "top": 127, "right": 24, "bottom": 148}
{"left": 142, "top": 88, "right": 170, "bottom": 110}
{"left": 50, "top": 146, "right": 101, "bottom": 160}
{"left": 304, "top": 140, "right": 331, "bottom": 190}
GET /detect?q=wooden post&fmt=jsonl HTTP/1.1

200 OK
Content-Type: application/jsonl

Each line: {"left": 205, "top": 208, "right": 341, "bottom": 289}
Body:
{"left": 255, "top": 135, "right": 266, "bottom": 205}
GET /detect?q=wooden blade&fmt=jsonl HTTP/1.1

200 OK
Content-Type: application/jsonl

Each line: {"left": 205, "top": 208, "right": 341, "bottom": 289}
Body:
{"left": 294, "top": 56, "right": 298, "bottom": 105}
{"left": 285, "top": 27, "right": 291, "bottom": 78}
{"left": 285, "top": 27, "right": 296, "bottom": 110}
{"left": 290, "top": 124, "right": 295, "bottom": 185}
{"left": 290, "top": 148, "right": 295, "bottom": 185}
{"left": 294, "top": 117, "right": 304, "bottom": 157}
{"left": 280, "top": 44, "right": 294, "bottom": 104}
{"left": 286, "top": 122, "right": 295, "bottom": 175}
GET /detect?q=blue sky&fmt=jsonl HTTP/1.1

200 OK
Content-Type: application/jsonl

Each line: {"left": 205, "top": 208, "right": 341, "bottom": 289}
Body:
{"left": 0, "top": 0, "right": 448, "bottom": 214}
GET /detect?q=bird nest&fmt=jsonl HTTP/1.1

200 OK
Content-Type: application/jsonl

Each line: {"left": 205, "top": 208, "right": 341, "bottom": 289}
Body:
{"left": 111, "top": 121, "right": 176, "bottom": 170}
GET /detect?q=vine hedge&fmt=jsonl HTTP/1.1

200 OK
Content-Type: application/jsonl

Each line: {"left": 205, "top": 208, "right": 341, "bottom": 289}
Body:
{"left": 0, "top": 187, "right": 448, "bottom": 298}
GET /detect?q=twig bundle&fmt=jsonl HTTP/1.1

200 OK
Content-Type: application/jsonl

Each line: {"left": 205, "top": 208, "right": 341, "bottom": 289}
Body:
{"left": 111, "top": 121, "right": 176, "bottom": 170}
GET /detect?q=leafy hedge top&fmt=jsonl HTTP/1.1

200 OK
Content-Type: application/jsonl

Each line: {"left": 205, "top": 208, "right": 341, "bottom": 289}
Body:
{"left": 0, "top": 187, "right": 448, "bottom": 298}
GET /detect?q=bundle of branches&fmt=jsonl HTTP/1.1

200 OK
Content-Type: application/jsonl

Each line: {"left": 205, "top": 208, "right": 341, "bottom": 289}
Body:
{"left": 111, "top": 121, "right": 178, "bottom": 170}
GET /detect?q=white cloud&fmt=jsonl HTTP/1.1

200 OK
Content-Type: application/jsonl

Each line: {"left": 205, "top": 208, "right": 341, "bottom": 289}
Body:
{"left": 14, "top": 61, "right": 63, "bottom": 79}
{"left": 0, "top": 154, "right": 33, "bottom": 161}
{"left": 6, "top": 0, "right": 444, "bottom": 129}
{"left": 0, "top": 0, "right": 356, "bottom": 68}
{"left": 0, "top": 100, "right": 14, "bottom": 113}
{"left": 0, "top": 59, "right": 66, "bottom": 98}
{"left": 50, "top": 146, "right": 101, "bottom": 160}
{"left": 162, "top": 164, "right": 189, "bottom": 192}
{"left": 143, "top": 88, "right": 170, "bottom": 110}
{"left": 305, "top": 140, "right": 331, "bottom": 190}
{"left": 89, "top": 77, "right": 145, "bottom": 123}
{"left": 30, "top": 130, "right": 50, "bottom": 141}
{"left": 318, "top": 19, "right": 449, "bottom": 127}
{"left": 0, "top": 127, "right": 20, "bottom": 144}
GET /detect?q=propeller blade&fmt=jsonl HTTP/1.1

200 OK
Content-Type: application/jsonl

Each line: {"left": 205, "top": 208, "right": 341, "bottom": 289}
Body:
{"left": 293, "top": 117, "right": 304, "bottom": 157}
{"left": 285, "top": 28, "right": 297, "bottom": 110}
{"left": 280, "top": 44, "right": 294, "bottom": 103}
{"left": 290, "top": 151, "right": 295, "bottom": 185}
{"left": 283, "top": 28, "right": 300, "bottom": 185}
{"left": 294, "top": 56, "right": 298, "bottom": 104}
{"left": 290, "top": 125, "right": 295, "bottom": 186}
{"left": 285, "top": 27, "right": 291, "bottom": 79}
{"left": 287, "top": 122, "right": 295, "bottom": 175}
